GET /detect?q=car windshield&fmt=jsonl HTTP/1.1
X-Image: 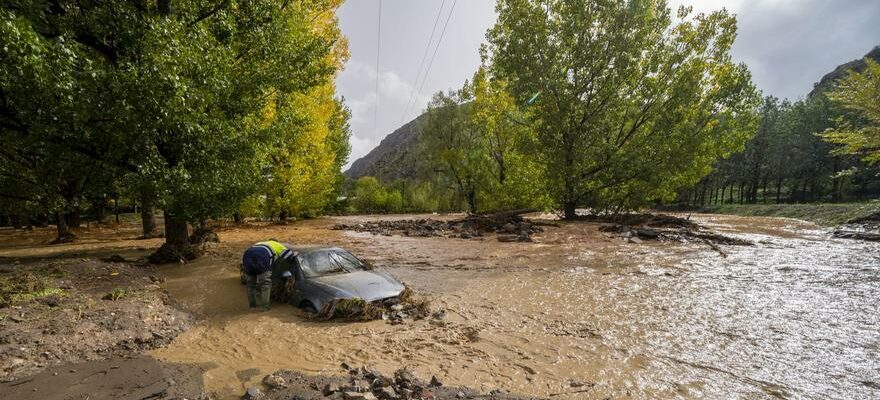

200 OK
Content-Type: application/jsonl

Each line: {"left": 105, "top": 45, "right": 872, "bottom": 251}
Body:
{"left": 297, "top": 249, "right": 367, "bottom": 278}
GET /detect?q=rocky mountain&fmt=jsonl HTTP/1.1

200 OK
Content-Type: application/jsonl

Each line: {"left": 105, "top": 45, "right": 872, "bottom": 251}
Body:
{"left": 344, "top": 114, "right": 427, "bottom": 181}
{"left": 810, "top": 46, "right": 880, "bottom": 97}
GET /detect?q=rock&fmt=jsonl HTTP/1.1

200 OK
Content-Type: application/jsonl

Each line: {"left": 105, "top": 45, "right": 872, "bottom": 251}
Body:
{"left": 459, "top": 232, "right": 472, "bottom": 239}
{"left": 323, "top": 383, "right": 341, "bottom": 395}
{"left": 394, "top": 368, "right": 415, "bottom": 385}
{"left": 243, "top": 386, "right": 265, "bottom": 400}
{"left": 361, "top": 367, "right": 382, "bottom": 381}
{"left": 497, "top": 234, "right": 519, "bottom": 243}
{"left": 501, "top": 223, "right": 518, "bottom": 233}
{"left": 341, "top": 362, "right": 352, "bottom": 371}
{"left": 353, "top": 379, "right": 372, "bottom": 392}
{"left": 103, "top": 255, "right": 126, "bottom": 263}
{"left": 398, "top": 388, "right": 413, "bottom": 398}
{"left": 343, "top": 391, "right": 377, "bottom": 400}
{"left": 262, "top": 373, "right": 286, "bottom": 389}
{"left": 429, "top": 375, "right": 443, "bottom": 387}
{"left": 377, "top": 386, "right": 399, "bottom": 399}
{"left": 636, "top": 228, "right": 659, "bottom": 239}
{"left": 456, "top": 391, "right": 466, "bottom": 398}
{"left": 628, "top": 236, "right": 643, "bottom": 244}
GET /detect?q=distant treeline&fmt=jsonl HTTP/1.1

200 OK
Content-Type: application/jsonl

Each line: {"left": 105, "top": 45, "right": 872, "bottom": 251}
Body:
{"left": 681, "top": 91, "right": 880, "bottom": 207}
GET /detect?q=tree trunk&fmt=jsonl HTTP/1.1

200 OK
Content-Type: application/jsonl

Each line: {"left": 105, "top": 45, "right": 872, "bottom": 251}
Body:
{"left": 775, "top": 178, "right": 783, "bottom": 204}
{"left": 233, "top": 213, "right": 243, "bottom": 223}
{"left": 57, "top": 212, "right": 67, "bottom": 237}
{"left": 563, "top": 201, "right": 577, "bottom": 220}
{"left": 738, "top": 182, "right": 745, "bottom": 204}
{"left": 94, "top": 200, "right": 107, "bottom": 224}
{"left": 762, "top": 179, "right": 768, "bottom": 204}
{"left": 831, "top": 159, "right": 841, "bottom": 203}
{"left": 164, "top": 212, "right": 189, "bottom": 247}
{"left": 11, "top": 214, "right": 21, "bottom": 229}
{"left": 279, "top": 210, "right": 288, "bottom": 223}
{"left": 720, "top": 185, "right": 727, "bottom": 205}
{"left": 147, "top": 211, "right": 197, "bottom": 264}
{"left": 114, "top": 197, "right": 120, "bottom": 223}
{"left": 51, "top": 211, "right": 76, "bottom": 244}
{"left": 140, "top": 186, "right": 159, "bottom": 237}
{"left": 466, "top": 189, "right": 477, "bottom": 215}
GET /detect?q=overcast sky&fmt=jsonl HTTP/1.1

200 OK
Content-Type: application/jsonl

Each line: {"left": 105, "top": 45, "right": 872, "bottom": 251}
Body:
{"left": 335, "top": 0, "right": 880, "bottom": 168}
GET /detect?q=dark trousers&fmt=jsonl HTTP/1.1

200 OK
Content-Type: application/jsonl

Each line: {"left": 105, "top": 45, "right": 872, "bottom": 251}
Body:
{"left": 246, "top": 271, "right": 272, "bottom": 310}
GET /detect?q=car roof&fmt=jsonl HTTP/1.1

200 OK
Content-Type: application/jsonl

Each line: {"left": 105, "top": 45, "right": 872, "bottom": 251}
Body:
{"left": 289, "top": 245, "right": 346, "bottom": 254}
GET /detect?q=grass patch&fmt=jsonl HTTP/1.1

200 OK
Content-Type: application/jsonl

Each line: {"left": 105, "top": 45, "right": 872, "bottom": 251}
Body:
{"left": 0, "top": 271, "right": 64, "bottom": 307}
{"left": 12, "top": 288, "right": 65, "bottom": 303}
{"left": 102, "top": 288, "right": 127, "bottom": 301}
{"left": 695, "top": 202, "right": 880, "bottom": 226}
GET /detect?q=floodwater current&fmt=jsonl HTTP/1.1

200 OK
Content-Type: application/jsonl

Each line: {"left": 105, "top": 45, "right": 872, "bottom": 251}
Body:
{"left": 150, "top": 214, "right": 880, "bottom": 399}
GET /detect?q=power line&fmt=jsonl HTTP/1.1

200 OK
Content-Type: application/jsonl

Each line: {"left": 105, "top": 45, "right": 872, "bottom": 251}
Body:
{"left": 404, "top": 0, "right": 458, "bottom": 122}
{"left": 400, "top": 0, "right": 447, "bottom": 124}
{"left": 373, "top": 0, "right": 383, "bottom": 137}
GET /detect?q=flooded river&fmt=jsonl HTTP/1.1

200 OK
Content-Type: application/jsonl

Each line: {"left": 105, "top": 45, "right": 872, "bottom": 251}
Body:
{"left": 151, "top": 214, "right": 880, "bottom": 399}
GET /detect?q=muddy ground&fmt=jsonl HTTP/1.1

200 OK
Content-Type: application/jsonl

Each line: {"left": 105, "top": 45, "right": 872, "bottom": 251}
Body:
{"left": 1, "top": 212, "right": 879, "bottom": 400}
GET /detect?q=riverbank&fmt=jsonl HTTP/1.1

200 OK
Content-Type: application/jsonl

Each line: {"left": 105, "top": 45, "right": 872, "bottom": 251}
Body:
{"left": 688, "top": 202, "right": 880, "bottom": 226}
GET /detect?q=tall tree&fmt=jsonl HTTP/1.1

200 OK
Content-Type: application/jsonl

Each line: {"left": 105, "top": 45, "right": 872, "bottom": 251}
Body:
{"left": 484, "top": 0, "right": 759, "bottom": 218}
{"left": 1, "top": 1, "right": 347, "bottom": 257}
{"left": 822, "top": 59, "right": 880, "bottom": 166}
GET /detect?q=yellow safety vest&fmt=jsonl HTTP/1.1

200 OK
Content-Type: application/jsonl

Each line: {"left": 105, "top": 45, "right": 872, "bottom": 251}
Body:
{"left": 256, "top": 240, "right": 287, "bottom": 256}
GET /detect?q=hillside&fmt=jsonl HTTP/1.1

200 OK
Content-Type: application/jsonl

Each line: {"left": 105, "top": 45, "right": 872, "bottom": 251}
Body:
{"left": 344, "top": 114, "right": 426, "bottom": 181}
{"left": 809, "top": 46, "right": 880, "bottom": 97}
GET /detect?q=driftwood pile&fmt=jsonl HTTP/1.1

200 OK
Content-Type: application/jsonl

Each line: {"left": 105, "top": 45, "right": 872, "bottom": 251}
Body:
{"left": 333, "top": 209, "right": 545, "bottom": 243}
{"left": 832, "top": 212, "right": 880, "bottom": 242}
{"left": 595, "top": 213, "right": 752, "bottom": 257}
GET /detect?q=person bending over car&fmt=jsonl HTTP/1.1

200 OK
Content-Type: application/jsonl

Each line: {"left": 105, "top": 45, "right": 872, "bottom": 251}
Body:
{"left": 241, "top": 240, "right": 295, "bottom": 311}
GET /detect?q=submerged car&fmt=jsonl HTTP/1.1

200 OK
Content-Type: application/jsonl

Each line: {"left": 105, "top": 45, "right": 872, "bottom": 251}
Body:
{"left": 241, "top": 245, "right": 405, "bottom": 312}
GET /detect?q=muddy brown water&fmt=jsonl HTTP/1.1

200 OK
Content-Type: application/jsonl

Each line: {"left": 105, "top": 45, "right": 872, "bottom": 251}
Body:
{"left": 134, "top": 214, "right": 876, "bottom": 400}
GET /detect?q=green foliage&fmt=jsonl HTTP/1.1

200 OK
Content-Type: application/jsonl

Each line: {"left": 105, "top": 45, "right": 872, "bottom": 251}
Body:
{"left": 0, "top": 270, "right": 64, "bottom": 307}
{"left": 692, "top": 88, "right": 880, "bottom": 205}
{"left": 484, "top": 0, "right": 759, "bottom": 216}
{"left": 103, "top": 288, "right": 127, "bottom": 301}
{"left": 417, "top": 68, "right": 551, "bottom": 214}
{"left": 1, "top": 1, "right": 351, "bottom": 239}
{"left": 351, "top": 177, "right": 404, "bottom": 214}
{"left": 822, "top": 59, "right": 880, "bottom": 165}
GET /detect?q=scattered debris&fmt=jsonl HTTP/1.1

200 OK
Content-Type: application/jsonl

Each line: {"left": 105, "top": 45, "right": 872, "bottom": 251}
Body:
{"left": 310, "top": 287, "right": 432, "bottom": 323}
{"left": 832, "top": 230, "right": 880, "bottom": 241}
{"left": 833, "top": 213, "right": 880, "bottom": 242}
{"left": 334, "top": 209, "right": 545, "bottom": 242}
{"left": 249, "top": 365, "right": 530, "bottom": 399}
{"left": 48, "top": 231, "right": 77, "bottom": 245}
{"left": 147, "top": 228, "right": 221, "bottom": 264}
{"left": 595, "top": 213, "right": 752, "bottom": 254}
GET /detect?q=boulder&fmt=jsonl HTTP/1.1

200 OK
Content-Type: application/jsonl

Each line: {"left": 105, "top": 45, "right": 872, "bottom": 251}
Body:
{"left": 242, "top": 386, "right": 264, "bottom": 400}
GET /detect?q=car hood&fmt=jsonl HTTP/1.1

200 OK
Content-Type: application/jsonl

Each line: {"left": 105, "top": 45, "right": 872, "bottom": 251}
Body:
{"left": 309, "top": 270, "right": 405, "bottom": 302}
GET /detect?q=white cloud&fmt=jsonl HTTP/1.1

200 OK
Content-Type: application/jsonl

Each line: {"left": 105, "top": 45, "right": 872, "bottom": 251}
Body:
{"left": 337, "top": 59, "right": 433, "bottom": 168}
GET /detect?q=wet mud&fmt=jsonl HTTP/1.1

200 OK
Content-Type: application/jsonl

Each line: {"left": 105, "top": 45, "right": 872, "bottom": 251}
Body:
{"left": 2, "top": 213, "right": 879, "bottom": 399}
